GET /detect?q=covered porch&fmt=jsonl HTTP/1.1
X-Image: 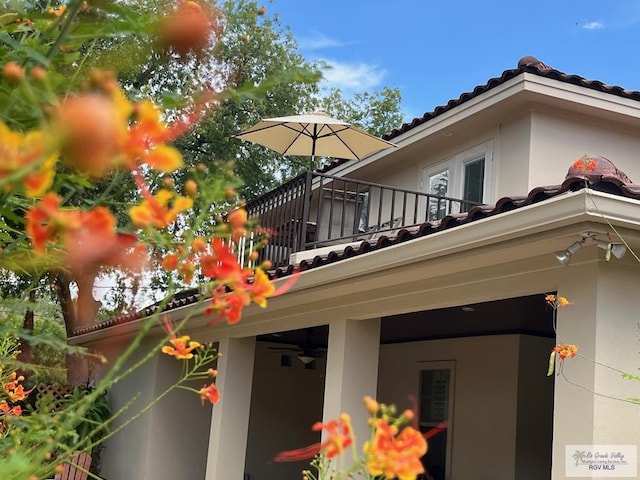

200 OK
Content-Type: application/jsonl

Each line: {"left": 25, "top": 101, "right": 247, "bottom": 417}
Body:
{"left": 244, "top": 294, "right": 555, "bottom": 480}
{"left": 87, "top": 189, "right": 640, "bottom": 480}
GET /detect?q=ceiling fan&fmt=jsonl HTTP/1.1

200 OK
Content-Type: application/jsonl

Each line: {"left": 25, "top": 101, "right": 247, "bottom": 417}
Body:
{"left": 268, "top": 328, "right": 326, "bottom": 364}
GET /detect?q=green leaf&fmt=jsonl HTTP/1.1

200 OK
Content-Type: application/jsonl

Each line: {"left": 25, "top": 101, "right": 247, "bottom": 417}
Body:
{"left": 0, "top": 32, "right": 49, "bottom": 66}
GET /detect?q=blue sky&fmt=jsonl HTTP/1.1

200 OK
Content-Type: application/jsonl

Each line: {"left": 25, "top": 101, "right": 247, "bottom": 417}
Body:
{"left": 269, "top": 0, "right": 640, "bottom": 122}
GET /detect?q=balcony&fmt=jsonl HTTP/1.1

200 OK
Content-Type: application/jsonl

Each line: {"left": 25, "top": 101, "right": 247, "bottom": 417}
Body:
{"left": 245, "top": 172, "right": 483, "bottom": 268}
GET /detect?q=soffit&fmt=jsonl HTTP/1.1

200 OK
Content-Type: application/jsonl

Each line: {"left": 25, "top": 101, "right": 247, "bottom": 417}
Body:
{"left": 71, "top": 184, "right": 640, "bottom": 346}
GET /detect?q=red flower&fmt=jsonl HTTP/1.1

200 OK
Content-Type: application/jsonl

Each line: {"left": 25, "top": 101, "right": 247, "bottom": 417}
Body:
{"left": 206, "top": 287, "right": 250, "bottom": 325}
{"left": 26, "top": 193, "right": 80, "bottom": 252}
{"left": 201, "top": 238, "right": 244, "bottom": 285}
{"left": 198, "top": 384, "right": 220, "bottom": 405}
{"left": 312, "top": 414, "right": 354, "bottom": 459}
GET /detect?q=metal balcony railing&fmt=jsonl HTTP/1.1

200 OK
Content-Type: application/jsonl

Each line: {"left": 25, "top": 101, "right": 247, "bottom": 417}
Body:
{"left": 245, "top": 171, "right": 483, "bottom": 268}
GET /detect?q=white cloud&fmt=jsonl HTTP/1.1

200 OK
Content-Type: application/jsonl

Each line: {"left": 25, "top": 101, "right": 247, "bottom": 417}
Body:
{"left": 320, "top": 59, "right": 386, "bottom": 92}
{"left": 298, "top": 32, "right": 346, "bottom": 50}
{"left": 582, "top": 20, "right": 605, "bottom": 30}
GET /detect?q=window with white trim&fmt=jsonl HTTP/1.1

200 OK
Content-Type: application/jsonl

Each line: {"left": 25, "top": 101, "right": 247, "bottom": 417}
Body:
{"left": 422, "top": 141, "right": 492, "bottom": 221}
{"left": 419, "top": 361, "right": 455, "bottom": 480}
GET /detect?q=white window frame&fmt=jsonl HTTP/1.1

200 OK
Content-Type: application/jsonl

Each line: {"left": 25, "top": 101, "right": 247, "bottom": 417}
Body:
{"left": 418, "top": 360, "right": 456, "bottom": 480}
{"left": 421, "top": 140, "right": 493, "bottom": 205}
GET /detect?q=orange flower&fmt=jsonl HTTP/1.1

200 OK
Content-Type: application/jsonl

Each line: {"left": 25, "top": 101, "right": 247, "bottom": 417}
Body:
{"left": 545, "top": 294, "right": 571, "bottom": 309}
{"left": 161, "top": 335, "right": 201, "bottom": 360}
{"left": 0, "top": 400, "right": 22, "bottom": 416}
{"left": 198, "top": 383, "right": 220, "bottom": 405}
{"left": 553, "top": 344, "right": 578, "bottom": 360}
{"left": 122, "top": 101, "right": 183, "bottom": 172}
{"left": 2, "top": 372, "right": 33, "bottom": 403}
{"left": 177, "top": 259, "right": 195, "bottom": 284}
{"left": 572, "top": 156, "right": 597, "bottom": 172}
{"left": 0, "top": 122, "right": 58, "bottom": 197}
{"left": 248, "top": 267, "right": 275, "bottom": 308}
{"left": 129, "top": 188, "right": 193, "bottom": 229}
{"left": 365, "top": 419, "right": 427, "bottom": 480}
{"left": 162, "top": 253, "right": 179, "bottom": 271}
{"left": 312, "top": 414, "right": 354, "bottom": 459}
{"left": 55, "top": 77, "right": 191, "bottom": 178}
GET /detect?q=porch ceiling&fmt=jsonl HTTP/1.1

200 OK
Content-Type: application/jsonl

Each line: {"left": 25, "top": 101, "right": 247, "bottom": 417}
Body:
{"left": 257, "top": 294, "right": 553, "bottom": 348}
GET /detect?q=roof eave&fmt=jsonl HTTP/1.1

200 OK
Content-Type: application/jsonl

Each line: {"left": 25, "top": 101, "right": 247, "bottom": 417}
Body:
{"left": 71, "top": 189, "right": 640, "bottom": 346}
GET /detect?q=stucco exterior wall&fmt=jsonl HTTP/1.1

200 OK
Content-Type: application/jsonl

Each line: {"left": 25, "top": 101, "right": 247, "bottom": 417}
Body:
{"left": 351, "top": 114, "right": 534, "bottom": 208}
{"left": 553, "top": 261, "right": 640, "bottom": 479}
{"left": 493, "top": 113, "right": 532, "bottom": 200}
{"left": 98, "top": 337, "right": 212, "bottom": 480}
{"left": 244, "top": 341, "right": 325, "bottom": 480}
{"left": 529, "top": 110, "right": 640, "bottom": 189}
{"left": 99, "top": 339, "right": 156, "bottom": 480}
{"left": 378, "top": 334, "right": 553, "bottom": 480}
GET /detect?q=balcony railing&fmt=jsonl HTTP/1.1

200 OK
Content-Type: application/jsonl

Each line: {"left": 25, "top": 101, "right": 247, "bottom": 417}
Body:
{"left": 245, "top": 171, "right": 483, "bottom": 268}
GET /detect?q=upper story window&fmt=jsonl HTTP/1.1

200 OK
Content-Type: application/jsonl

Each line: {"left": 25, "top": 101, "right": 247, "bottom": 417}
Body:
{"left": 422, "top": 141, "right": 493, "bottom": 221}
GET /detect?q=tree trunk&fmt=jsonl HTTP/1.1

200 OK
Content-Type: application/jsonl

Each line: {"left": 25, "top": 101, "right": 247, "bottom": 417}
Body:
{"left": 56, "top": 272, "right": 89, "bottom": 385}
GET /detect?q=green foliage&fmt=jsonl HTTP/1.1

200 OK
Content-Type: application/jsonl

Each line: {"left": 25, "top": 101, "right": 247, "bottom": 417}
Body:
{"left": 0, "top": 297, "right": 68, "bottom": 384}
{"left": 318, "top": 86, "right": 404, "bottom": 138}
{"left": 174, "top": 0, "right": 322, "bottom": 199}
{"left": 60, "top": 386, "right": 111, "bottom": 450}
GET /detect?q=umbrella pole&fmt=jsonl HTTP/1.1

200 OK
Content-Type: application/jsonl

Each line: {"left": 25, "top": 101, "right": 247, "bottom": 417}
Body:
{"left": 311, "top": 124, "right": 317, "bottom": 170}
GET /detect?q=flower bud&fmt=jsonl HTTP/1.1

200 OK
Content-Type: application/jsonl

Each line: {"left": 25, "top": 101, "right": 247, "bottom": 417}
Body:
{"left": 185, "top": 179, "right": 198, "bottom": 197}
{"left": 363, "top": 395, "right": 379, "bottom": 414}
{"left": 2, "top": 62, "right": 24, "bottom": 83}
{"left": 56, "top": 94, "right": 119, "bottom": 177}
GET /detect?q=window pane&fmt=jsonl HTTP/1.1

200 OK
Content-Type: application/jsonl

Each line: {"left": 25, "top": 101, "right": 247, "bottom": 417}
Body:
{"left": 427, "top": 170, "right": 449, "bottom": 221}
{"left": 463, "top": 158, "right": 484, "bottom": 207}
{"left": 420, "top": 369, "right": 450, "bottom": 480}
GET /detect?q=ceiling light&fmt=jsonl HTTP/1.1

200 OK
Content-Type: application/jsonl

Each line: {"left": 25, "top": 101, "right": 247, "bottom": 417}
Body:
{"left": 461, "top": 306, "right": 475, "bottom": 312}
{"left": 298, "top": 354, "right": 315, "bottom": 365}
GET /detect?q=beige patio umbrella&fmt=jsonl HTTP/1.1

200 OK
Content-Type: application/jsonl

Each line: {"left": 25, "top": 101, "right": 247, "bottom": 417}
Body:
{"left": 235, "top": 111, "right": 396, "bottom": 169}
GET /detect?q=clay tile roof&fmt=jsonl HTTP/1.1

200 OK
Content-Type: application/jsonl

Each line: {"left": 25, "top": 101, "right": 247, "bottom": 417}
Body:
{"left": 70, "top": 158, "right": 640, "bottom": 338}
{"left": 381, "top": 56, "right": 640, "bottom": 142}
